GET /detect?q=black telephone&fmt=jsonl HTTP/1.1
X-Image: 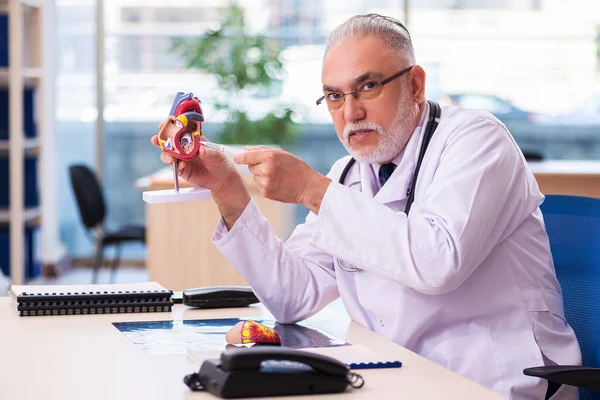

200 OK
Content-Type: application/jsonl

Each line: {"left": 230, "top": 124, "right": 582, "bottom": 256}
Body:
{"left": 179, "top": 286, "right": 260, "bottom": 309}
{"left": 184, "top": 347, "right": 364, "bottom": 398}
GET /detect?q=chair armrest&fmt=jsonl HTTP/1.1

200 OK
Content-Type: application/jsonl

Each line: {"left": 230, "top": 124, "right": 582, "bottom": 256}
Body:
{"left": 524, "top": 365, "right": 600, "bottom": 392}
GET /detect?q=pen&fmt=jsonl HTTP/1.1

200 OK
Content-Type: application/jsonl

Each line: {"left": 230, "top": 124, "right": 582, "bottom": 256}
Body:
{"left": 200, "top": 141, "right": 243, "bottom": 157}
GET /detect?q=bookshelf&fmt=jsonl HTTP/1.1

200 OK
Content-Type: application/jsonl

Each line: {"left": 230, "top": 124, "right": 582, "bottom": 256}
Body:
{"left": 0, "top": 0, "right": 52, "bottom": 284}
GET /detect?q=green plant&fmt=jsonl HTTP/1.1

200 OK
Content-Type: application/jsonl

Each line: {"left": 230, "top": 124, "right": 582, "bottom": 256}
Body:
{"left": 171, "top": 3, "right": 297, "bottom": 145}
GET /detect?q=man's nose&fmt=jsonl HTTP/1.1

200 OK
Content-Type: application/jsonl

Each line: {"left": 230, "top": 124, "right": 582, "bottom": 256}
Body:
{"left": 343, "top": 94, "right": 366, "bottom": 123}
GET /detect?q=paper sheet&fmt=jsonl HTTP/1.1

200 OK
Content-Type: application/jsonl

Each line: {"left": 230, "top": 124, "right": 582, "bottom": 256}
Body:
{"left": 114, "top": 317, "right": 348, "bottom": 356}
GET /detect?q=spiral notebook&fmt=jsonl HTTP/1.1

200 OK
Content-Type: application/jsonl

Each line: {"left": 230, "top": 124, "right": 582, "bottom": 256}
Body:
{"left": 9, "top": 282, "right": 173, "bottom": 317}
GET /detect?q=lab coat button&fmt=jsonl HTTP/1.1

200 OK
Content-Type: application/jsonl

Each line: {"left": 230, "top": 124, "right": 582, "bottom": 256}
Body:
{"left": 380, "top": 320, "right": 384, "bottom": 327}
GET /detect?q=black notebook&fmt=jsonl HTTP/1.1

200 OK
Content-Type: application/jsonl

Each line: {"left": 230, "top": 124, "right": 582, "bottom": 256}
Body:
{"left": 9, "top": 282, "right": 173, "bottom": 317}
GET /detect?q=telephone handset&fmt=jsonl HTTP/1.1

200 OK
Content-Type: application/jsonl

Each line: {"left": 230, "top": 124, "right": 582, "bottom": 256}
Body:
{"left": 221, "top": 347, "right": 349, "bottom": 376}
{"left": 184, "top": 347, "right": 365, "bottom": 398}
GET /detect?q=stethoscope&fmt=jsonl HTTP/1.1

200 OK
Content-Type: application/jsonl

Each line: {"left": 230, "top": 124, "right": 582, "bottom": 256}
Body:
{"left": 335, "top": 100, "right": 441, "bottom": 272}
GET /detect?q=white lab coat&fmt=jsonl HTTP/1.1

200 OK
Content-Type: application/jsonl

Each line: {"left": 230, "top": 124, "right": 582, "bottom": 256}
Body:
{"left": 212, "top": 103, "right": 581, "bottom": 399}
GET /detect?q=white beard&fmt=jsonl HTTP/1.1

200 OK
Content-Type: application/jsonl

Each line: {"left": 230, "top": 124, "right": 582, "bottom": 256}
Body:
{"left": 341, "top": 88, "right": 419, "bottom": 164}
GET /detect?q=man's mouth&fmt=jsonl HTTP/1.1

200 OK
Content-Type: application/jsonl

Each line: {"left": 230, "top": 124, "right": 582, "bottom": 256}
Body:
{"left": 349, "top": 129, "right": 373, "bottom": 137}
{"left": 348, "top": 129, "right": 375, "bottom": 143}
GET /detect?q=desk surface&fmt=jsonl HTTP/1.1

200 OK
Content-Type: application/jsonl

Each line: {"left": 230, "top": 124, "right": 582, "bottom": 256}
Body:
{"left": 0, "top": 300, "right": 502, "bottom": 400}
{"left": 528, "top": 160, "right": 600, "bottom": 175}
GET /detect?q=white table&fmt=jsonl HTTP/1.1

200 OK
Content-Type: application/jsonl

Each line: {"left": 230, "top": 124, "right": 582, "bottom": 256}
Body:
{"left": 0, "top": 300, "right": 504, "bottom": 399}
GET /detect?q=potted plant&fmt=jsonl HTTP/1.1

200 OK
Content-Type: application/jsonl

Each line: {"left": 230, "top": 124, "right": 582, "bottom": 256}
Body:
{"left": 170, "top": 2, "right": 297, "bottom": 146}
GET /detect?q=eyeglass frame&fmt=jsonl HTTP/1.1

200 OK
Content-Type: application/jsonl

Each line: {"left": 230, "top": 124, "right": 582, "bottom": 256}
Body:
{"left": 316, "top": 65, "right": 414, "bottom": 107}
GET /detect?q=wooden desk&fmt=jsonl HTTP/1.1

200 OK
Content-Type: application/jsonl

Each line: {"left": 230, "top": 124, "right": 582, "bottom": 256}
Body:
{"left": 530, "top": 160, "right": 600, "bottom": 198}
{"left": 137, "top": 168, "right": 295, "bottom": 290}
{"left": 0, "top": 300, "right": 503, "bottom": 400}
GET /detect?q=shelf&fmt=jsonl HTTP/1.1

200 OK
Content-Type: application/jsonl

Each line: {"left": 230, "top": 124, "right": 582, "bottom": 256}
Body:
{"left": 0, "top": 137, "right": 40, "bottom": 155}
{"left": 0, "top": 67, "right": 40, "bottom": 87}
{"left": 0, "top": 0, "right": 42, "bottom": 12}
{"left": 2, "top": 0, "right": 48, "bottom": 284}
{"left": 22, "top": 67, "right": 42, "bottom": 78}
{"left": 18, "top": 0, "right": 43, "bottom": 8}
{"left": 0, "top": 206, "right": 41, "bottom": 226}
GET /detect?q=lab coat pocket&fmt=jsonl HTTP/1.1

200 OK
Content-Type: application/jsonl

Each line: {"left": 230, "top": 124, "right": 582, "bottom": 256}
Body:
{"left": 426, "top": 330, "right": 507, "bottom": 397}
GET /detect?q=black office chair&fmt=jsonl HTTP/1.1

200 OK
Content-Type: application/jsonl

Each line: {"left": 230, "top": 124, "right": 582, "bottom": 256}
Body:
{"left": 69, "top": 164, "right": 146, "bottom": 284}
{"left": 522, "top": 150, "right": 545, "bottom": 162}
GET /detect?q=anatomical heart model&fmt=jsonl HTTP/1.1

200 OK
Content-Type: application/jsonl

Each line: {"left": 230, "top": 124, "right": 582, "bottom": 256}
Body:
{"left": 157, "top": 92, "right": 205, "bottom": 161}
{"left": 226, "top": 320, "right": 282, "bottom": 346}
{"left": 143, "top": 92, "right": 211, "bottom": 204}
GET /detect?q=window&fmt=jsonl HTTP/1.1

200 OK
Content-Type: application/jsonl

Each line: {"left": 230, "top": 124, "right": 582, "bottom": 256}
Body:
{"left": 55, "top": 0, "right": 600, "bottom": 257}
{"left": 121, "top": 7, "right": 142, "bottom": 23}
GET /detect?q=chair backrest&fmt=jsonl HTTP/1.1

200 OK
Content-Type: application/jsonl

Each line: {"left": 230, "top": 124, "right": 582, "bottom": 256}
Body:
{"left": 522, "top": 150, "right": 544, "bottom": 162}
{"left": 541, "top": 194, "right": 600, "bottom": 400}
{"left": 68, "top": 164, "right": 106, "bottom": 230}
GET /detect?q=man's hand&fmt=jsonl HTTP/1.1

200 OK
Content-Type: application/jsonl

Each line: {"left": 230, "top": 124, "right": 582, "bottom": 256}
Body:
{"left": 150, "top": 125, "right": 234, "bottom": 195}
{"left": 150, "top": 125, "right": 251, "bottom": 228}
{"left": 234, "top": 146, "right": 331, "bottom": 214}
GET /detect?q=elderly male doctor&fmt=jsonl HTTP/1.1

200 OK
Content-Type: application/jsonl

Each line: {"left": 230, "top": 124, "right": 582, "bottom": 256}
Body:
{"left": 153, "top": 14, "right": 580, "bottom": 400}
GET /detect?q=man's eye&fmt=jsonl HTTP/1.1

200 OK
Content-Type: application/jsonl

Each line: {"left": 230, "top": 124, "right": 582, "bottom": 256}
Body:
{"left": 326, "top": 93, "right": 343, "bottom": 102}
{"left": 360, "top": 81, "right": 378, "bottom": 91}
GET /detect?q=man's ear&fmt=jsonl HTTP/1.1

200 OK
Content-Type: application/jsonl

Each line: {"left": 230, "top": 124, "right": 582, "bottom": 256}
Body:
{"left": 410, "top": 65, "right": 426, "bottom": 104}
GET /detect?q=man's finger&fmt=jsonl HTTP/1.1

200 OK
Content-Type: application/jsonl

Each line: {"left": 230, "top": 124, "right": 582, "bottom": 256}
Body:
{"left": 199, "top": 144, "right": 226, "bottom": 161}
{"left": 253, "top": 174, "right": 265, "bottom": 190}
{"left": 176, "top": 160, "right": 188, "bottom": 174}
{"left": 248, "top": 163, "right": 259, "bottom": 176}
{"left": 253, "top": 175, "right": 272, "bottom": 197}
{"left": 160, "top": 152, "right": 174, "bottom": 164}
{"left": 245, "top": 145, "right": 272, "bottom": 151}
{"left": 247, "top": 163, "right": 269, "bottom": 177}
{"left": 234, "top": 149, "right": 270, "bottom": 165}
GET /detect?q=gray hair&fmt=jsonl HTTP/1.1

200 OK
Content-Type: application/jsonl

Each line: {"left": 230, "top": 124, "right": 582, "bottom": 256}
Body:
{"left": 325, "top": 14, "right": 415, "bottom": 64}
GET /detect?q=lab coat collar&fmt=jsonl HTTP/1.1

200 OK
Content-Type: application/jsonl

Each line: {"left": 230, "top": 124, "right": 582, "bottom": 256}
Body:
{"left": 371, "top": 102, "right": 430, "bottom": 206}
{"left": 340, "top": 158, "right": 362, "bottom": 188}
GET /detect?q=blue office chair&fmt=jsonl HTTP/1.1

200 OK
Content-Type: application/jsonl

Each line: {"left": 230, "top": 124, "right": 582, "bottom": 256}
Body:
{"left": 524, "top": 195, "right": 600, "bottom": 400}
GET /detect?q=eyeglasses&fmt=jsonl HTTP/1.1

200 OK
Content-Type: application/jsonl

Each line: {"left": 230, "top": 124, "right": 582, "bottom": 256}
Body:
{"left": 316, "top": 65, "right": 414, "bottom": 111}
{"left": 316, "top": 65, "right": 414, "bottom": 109}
